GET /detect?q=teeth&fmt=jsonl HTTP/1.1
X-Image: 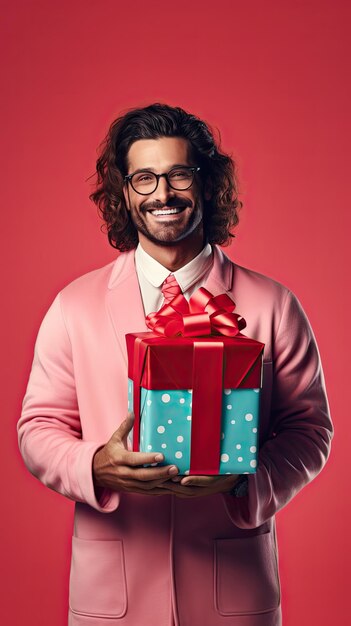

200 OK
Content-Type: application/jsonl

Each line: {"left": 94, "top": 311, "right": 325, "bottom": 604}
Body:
{"left": 151, "top": 208, "right": 182, "bottom": 216}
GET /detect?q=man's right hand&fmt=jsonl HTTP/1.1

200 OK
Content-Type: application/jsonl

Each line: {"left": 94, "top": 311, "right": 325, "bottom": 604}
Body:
{"left": 92, "top": 413, "right": 179, "bottom": 495}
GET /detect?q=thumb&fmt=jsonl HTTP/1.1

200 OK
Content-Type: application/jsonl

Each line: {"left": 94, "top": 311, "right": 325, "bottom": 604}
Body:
{"left": 113, "top": 412, "right": 135, "bottom": 443}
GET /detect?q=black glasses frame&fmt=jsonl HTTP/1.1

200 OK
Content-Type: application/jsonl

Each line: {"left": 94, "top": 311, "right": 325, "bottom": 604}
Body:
{"left": 124, "top": 166, "right": 201, "bottom": 196}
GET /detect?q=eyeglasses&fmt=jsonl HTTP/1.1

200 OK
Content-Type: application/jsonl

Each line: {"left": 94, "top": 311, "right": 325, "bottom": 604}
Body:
{"left": 124, "top": 166, "right": 201, "bottom": 195}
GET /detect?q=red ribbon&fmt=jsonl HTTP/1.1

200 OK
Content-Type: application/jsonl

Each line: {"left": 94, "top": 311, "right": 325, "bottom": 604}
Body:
{"left": 146, "top": 287, "right": 246, "bottom": 338}
{"left": 132, "top": 336, "right": 147, "bottom": 460}
{"left": 190, "top": 342, "right": 224, "bottom": 475}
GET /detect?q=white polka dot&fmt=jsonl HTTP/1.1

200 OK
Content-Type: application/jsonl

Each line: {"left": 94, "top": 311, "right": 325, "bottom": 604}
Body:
{"left": 168, "top": 419, "right": 173, "bottom": 424}
{"left": 221, "top": 432, "right": 225, "bottom": 439}
{"left": 161, "top": 443, "right": 167, "bottom": 449}
{"left": 243, "top": 471, "right": 249, "bottom": 475}
{"left": 175, "top": 451, "right": 183, "bottom": 459}
{"left": 128, "top": 400, "right": 130, "bottom": 408}
{"left": 230, "top": 419, "right": 236, "bottom": 424}
{"left": 254, "top": 388, "right": 260, "bottom": 393}
{"left": 179, "top": 398, "right": 185, "bottom": 404}
{"left": 236, "top": 444, "right": 241, "bottom": 450}
{"left": 250, "top": 460, "right": 257, "bottom": 468}
{"left": 250, "top": 446, "right": 257, "bottom": 453}
{"left": 187, "top": 389, "right": 192, "bottom": 394}
{"left": 225, "top": 471, "right": 231, "bottom": 474}
{"left": 245, "top": 413, "right": 253, "bottom": 421}
{"left": 227, "top": 404, "right": 232, "bottom": 410}
{"left": 190, "top": 402, "right": 192, "bottom": 407}
{"left": 177, "top": 435, "right": 184, "bottom": 442}
{"left": 184, "top": 469, "right": 190, "bottom": 475}
{"left": 221, "top": 453, "right": 229, "bottom": 462}
{"left": 147, "top": 445, "right": 152, "bottom": 450}
{"left": 147, "top": 399, "right": 152, "bottom": 406}
{"left": 162, "top": 393, "right": 171, "bottom": 403}
{"left": 224, "top": 389, "right": 231, "bottom": 395}
{"left": 252, "top": 427, "right": 258, "bottom": 433}
{"left": 157, "top": 426, "right": 165, "bottom": 434}
{"left": 186, "top": 415, "right": 192, "bottom": 421}
{"left": 238, "top": 456, "right": 243, "bottom": 462}
{"left": 150, "top": 462, "right": 157, "bottom": 467}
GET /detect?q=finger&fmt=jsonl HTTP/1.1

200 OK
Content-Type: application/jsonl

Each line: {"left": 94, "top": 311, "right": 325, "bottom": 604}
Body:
{"left": 125, "top": 464, "right": 179, "bottom": 482}
{"left": 122, "top": 449, "right": 166, "bottom": 467}
{"left": 159, "top": 482, "right": 204, "bottom": 497}
{"left": 110, "top": 462, "right": 178, "bottom": 483}
{"left": 180, "top": 475, "right": 222, "bottom": 487}
{"left": 119, "top": 474, "right": 180, "bottom": 492}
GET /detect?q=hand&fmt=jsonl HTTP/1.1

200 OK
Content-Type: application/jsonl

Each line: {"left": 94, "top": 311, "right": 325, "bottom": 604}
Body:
{"left": 92, "top": 413, "right": 179, "bottom": 495}
{"left": 158, "top": 473, "right": 241, "bottom": 498}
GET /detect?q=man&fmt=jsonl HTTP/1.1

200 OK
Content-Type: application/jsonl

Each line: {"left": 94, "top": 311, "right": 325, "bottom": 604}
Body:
{"left": 18, "top": 103, "right": 333, "bottom": 626}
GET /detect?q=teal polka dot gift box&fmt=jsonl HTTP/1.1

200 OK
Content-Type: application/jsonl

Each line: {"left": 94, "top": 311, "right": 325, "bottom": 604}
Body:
{"left": 126, "top": 288, "right": 264, "bottom": 476}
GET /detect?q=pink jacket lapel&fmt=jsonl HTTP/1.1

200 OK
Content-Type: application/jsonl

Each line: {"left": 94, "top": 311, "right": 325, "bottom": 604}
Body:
{"left": 203, "top": 245, "right": 234, "bottom": 295}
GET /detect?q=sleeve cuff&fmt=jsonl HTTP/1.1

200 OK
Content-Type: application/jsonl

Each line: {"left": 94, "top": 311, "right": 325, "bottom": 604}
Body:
{"left": 76, "top": 442, "right": 120, "bottom": 513}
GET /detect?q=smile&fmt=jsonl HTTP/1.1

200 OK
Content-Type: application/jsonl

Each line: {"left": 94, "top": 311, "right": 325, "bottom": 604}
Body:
{"left": 149, "top": 207, "right": 185, "bottom": 216}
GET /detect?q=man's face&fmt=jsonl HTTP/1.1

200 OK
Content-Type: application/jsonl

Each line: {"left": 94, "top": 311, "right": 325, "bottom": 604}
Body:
{"left": 123, "top": 137, "right": 204, "bottom": 246}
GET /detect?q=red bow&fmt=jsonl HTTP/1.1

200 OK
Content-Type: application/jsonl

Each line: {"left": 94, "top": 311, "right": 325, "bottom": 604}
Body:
{"left": 146, "top": 287, "right": 246, "bottom": 337}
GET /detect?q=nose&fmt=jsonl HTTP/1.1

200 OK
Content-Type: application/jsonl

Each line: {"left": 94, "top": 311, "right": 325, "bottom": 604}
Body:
{"left": 153, "top": 175, "right": 174, "bottom": 204}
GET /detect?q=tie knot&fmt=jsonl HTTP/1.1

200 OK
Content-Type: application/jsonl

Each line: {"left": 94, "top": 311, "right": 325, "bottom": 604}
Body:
{"left": 161, "top": 274, "right": 182, "bottom": 304}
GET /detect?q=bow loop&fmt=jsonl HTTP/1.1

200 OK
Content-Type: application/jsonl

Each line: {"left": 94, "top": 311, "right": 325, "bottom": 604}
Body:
{"left": 146, "top": 287, "right": 246, "bottom": 337}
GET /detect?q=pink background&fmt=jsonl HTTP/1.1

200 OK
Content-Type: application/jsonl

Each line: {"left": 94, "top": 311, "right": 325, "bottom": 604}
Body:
{"left": 2, "top": 0, "right": 350, "bottom": 623}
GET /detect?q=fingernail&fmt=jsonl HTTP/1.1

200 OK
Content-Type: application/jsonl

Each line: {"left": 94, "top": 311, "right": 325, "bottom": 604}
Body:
{"left": 168, "top": 466, "right": 178, "bottom": 475}
{"left": 154, "top": 454, "right": 164, "bottom": 462}
{"left": 183, "top": 480, "right": 192, "bottom": 485}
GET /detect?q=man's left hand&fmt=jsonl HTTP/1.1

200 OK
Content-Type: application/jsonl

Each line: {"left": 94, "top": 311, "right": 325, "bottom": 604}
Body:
{"left": 158, "top": 474, "right": 240, "bottom": 498}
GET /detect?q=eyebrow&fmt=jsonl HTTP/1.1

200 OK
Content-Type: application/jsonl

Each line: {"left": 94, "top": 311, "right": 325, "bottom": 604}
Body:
{"left": 128, "top": 163, "right": 193, "bottom": 175}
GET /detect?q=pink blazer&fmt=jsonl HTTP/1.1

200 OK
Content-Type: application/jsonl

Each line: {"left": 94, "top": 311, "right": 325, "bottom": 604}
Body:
{"left": 18, "top": 246, "right": 333, "bottom": 626}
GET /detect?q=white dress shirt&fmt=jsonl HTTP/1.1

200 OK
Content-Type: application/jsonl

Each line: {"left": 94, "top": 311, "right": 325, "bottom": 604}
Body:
{"left": 134, "top": 243, "right": 214, "bottom": 316}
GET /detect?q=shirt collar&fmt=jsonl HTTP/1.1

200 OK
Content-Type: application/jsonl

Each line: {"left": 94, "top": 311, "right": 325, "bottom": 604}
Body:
{"left": 135, "top": 242, "right": 213, "bottom": 292}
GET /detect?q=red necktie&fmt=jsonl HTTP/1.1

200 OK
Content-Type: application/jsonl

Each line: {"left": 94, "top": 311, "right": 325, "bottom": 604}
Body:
{"left": 161, "top": 274, "right": 182, "bottom": 304}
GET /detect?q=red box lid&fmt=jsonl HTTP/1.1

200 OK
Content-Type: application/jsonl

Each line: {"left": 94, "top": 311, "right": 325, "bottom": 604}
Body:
{"left": 126, "top": 332, "right": 264, "bottom": 390}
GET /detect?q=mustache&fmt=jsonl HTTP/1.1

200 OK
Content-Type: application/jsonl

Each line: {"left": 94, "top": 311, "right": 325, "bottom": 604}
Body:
{"left": 141, "top": 197, "right": 192, "bottom": 212}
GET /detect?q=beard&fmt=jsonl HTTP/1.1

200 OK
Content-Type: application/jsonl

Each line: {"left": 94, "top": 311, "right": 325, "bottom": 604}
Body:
{"left": 128, "top": 195, "right": 204, "bottom": 247}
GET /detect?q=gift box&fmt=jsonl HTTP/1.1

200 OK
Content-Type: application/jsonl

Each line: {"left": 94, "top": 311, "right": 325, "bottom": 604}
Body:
{"left": 126, "top": 288, "right": 264, "bottom": 475}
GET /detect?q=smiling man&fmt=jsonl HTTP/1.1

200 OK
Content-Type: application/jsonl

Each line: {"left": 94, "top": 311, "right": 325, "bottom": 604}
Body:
{"left": 18, "top": 103, "right": 333, "bottom": 626}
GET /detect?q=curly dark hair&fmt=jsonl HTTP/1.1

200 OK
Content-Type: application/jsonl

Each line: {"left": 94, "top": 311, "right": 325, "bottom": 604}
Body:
{"left": 89, "top": 103, "right": 242, "bottom": 251}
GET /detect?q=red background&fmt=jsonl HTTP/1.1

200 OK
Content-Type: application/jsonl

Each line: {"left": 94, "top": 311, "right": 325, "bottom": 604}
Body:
{"left": 1, "top": 1, "right": 350, "bottom": 624}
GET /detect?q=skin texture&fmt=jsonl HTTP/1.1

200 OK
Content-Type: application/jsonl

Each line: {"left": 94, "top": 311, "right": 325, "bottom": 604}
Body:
{"left": 93, "top": 137, "right": 239, "bottom": 497}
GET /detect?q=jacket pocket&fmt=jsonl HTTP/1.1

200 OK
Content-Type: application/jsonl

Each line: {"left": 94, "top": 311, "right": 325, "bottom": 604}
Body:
{"left": 214, "top": 532, "right": 280, "bottom": 615}
{"left": 69, "top": 536, "right": 127, "bottom": 619}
